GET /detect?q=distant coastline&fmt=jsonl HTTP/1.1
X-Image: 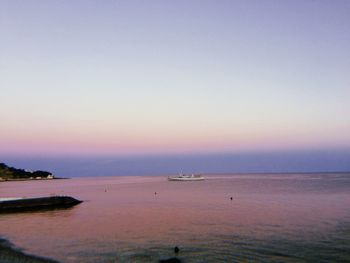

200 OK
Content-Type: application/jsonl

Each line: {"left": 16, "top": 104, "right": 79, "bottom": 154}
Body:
{"left": 0, "top": 163, "right": 67, "bottom": 182}
{"left": 0, "top": 177, "right": 68, "bottom": 183}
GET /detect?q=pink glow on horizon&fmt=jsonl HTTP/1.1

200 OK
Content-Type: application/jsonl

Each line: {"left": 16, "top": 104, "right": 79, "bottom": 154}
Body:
{"left": 1, "top": 125, "right": 349, "bottom": 156}
{"left": 1, "top": 108, "right": 350, "bottom": 155}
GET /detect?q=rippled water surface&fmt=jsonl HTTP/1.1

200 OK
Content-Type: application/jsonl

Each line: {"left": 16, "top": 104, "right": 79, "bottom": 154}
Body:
{"left": 1, "top": 173, "right": 350, "bottom": 262}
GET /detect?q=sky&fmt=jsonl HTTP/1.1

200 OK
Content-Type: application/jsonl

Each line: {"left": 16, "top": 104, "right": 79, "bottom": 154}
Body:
{"left": 1, "top": 0, "right": 350, "bottom": 158}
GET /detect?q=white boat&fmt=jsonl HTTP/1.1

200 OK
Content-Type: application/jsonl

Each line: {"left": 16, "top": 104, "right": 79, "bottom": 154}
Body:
{"left": 168, "top": 173, "right": 205, "bottom": 181}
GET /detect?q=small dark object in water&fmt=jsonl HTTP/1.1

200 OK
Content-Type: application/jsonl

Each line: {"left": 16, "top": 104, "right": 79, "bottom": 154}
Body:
{"left": 174, "top": 246, "right": 179, "bottom": 253}
{"left": 159, "top": 257, "right": 181, "bottom": 263}
{"left": 230, "top": 197, "right": 233, "bottom": 200}
{"left": 155, "top": 192, "right": 157, "bottom": 195}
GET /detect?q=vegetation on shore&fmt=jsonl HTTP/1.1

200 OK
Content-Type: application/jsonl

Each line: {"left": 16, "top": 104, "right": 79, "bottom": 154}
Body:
{"left": 0, "top": 163, "right": 54, "bottom": 181}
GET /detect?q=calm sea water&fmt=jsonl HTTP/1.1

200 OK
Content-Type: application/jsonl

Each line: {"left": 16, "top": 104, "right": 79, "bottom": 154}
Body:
{"left": 1, "top": 173, "right": 350, "bottom": 262}
{"left": 3, "top": 151, "right": 350, "bottom": 177}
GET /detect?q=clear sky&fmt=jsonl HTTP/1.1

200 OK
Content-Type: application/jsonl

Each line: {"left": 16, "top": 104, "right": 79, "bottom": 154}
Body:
{"left": 1, "top": 0, "right": 350, "bottom": 156}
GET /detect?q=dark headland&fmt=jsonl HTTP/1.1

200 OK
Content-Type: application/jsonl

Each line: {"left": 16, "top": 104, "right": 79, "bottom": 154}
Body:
{"left": 0, "top": 162, "right": 65, "bottom": 181}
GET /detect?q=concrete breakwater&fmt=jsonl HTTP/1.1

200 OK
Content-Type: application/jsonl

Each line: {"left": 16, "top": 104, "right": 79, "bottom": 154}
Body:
{"left": 0, "top": 196, "right": 82, "bottom": 213}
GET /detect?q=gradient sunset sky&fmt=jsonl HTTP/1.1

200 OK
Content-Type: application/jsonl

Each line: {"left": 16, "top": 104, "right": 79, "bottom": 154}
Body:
{"left": 1, "top": 0, "right": 350, "bottom": 157}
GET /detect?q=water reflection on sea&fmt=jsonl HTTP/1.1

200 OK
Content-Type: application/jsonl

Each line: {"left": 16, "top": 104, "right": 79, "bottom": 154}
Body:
{"left": 1, "top": 173, "right": 350, "bottom": 262}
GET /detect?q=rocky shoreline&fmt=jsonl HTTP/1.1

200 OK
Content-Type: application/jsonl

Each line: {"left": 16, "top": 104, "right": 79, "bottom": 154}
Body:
{"left": 0, "top": 238, "right": 182, "bottom": 263}
{"left": 0, "top": 238, "right": 59, "bottom": 263}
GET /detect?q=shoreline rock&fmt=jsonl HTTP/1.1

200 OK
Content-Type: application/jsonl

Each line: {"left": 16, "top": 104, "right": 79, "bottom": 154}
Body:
{"left": 0, "top": 238, "right": 59, "bottom": 263}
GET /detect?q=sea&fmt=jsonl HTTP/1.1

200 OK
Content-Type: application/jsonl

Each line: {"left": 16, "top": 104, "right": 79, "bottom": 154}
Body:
{"left": 1, "top": 173, "right": 350, "bottom": 262}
